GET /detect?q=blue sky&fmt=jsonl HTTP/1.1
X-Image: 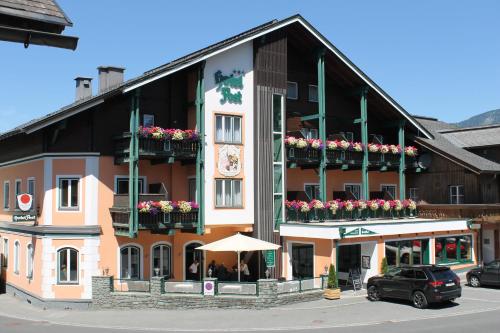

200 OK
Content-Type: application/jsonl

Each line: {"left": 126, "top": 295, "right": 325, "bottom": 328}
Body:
{"left": 1, "top": 0, "right": 499, "bottom": 132}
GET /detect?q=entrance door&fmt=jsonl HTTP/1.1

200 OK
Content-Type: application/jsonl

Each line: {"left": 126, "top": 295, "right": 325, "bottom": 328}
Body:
{"left": 291, "top": 244, "right": 313, "bottom": 279}
{"left": 185, "top": 242, "right": 204, "bottom": 281}
{"left": 338, "top": 244, "right": 361, "bottom": 282}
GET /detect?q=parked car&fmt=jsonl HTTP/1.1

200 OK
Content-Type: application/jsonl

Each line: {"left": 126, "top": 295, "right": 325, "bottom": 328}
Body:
{"left": 467, "top": 260, "right": 500, "bottom": 287}
{"left": 367, "top": 265, "right": 461, "bottom": 309}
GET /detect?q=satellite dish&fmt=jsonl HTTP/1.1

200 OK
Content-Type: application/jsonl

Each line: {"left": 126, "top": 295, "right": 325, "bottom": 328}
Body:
{"left": 417, "top": 153, "right": 432, "bottom": 169}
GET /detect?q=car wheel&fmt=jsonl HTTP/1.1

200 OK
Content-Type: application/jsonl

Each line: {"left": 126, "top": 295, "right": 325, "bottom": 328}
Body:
{"left": 368, "top": 286, "right": 381, "bottom": 301}
{"left": 412, "top": 291, "right": 428, "bottom": 309}
{"left": 469, "top": 276, "right": 481, "bottom": 288}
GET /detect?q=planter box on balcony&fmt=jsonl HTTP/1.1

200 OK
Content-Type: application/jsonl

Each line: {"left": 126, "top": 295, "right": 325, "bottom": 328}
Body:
{"left": 286, "top": 147, "right": 320, "bottom": 165}
{"left": 326, "top": 150, "right": 363, "bottom": 166}
{"left": 381, "top": 153, "right": 400, "bottom": 167}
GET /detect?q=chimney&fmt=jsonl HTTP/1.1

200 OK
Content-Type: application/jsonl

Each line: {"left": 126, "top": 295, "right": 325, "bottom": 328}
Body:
{"left": 97, "top": 66, "right": 125, "bottom": 93}
{"left": 75, "top": 77, "right": 93, "bottom": 101}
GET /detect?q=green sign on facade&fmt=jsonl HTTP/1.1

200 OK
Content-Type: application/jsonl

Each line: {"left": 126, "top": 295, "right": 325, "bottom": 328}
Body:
{"left": 264, "top": 250, "right": 275, "bottom": 268}
{"left": 214, "top": 70, "right": 244, "bottom": 105}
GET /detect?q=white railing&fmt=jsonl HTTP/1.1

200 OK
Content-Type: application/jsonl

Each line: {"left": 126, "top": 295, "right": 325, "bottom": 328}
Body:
{"left": 164, "top": 281, "right": 202, "bottom": 294}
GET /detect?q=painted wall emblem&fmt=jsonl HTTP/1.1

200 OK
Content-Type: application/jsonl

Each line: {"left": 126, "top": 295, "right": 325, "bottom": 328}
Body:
{"left": 218, "top": 145, "right": 241, "bottom": 176}
{"left": 214, "top": 70, "right": 244, "bottom": 105}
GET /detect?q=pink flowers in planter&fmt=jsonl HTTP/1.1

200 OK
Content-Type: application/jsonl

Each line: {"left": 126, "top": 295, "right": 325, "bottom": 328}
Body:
{"left": 138, "top": 126, "right": 199, "bottom": 141}
{"left": 405, "top": 146, "right": 418, "bottom": 157}
{"left": 137, "top": 200, "right": 199, "bottom": 214}
{"left": 325, "top": 140, "right": 363, "bottom": 151}
{"left": 284, "top": 136, "right": 323, "bottom": 150}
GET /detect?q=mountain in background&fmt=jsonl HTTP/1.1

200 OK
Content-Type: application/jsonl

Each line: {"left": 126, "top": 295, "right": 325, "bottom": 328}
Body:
{"left": 458, "top": 109, "right": 500, "bottom": 127}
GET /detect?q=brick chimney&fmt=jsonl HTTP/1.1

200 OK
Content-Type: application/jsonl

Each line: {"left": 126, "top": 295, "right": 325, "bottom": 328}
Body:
{"left": 97, "top": 66, "right": 125, "bottom": 93}
{"left": 75, "top": 77, "right": 92, "bottom": 101}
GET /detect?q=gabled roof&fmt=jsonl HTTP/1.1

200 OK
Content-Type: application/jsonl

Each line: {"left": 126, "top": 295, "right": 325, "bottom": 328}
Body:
{"left": 0, "top": 14, "right": 432, "bottom": 139}
{"left": 413, "top": 116, "right": 500, "bottom": 174}
{"left": 438, "top": 124, "right": 500, "bottom": 148}
{"left": 0, "top": 0, "right": 72, "bottom": 26}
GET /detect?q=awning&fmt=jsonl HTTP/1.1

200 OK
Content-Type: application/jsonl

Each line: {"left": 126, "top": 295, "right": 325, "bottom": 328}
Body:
{"left": 0, "top": 25, "right": 78, "bottom": 50}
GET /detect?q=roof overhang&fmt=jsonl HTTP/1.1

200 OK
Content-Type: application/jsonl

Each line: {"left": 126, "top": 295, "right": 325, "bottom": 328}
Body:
{"left": 0, "top": 25, "right": 78, "bottom": 50}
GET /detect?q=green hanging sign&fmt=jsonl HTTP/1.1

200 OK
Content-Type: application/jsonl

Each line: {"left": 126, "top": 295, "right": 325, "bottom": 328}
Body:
{"left": 264, "top": 250, "right": 275, "bottom": 268}
{"left": 344, "top": 228, "right": 360, "bottom": 237}
{"left": 360, "top": 228, "right": 377, "bottom": 235}
{"left": 214, "top": 70, "right": 244, "bottom": 105}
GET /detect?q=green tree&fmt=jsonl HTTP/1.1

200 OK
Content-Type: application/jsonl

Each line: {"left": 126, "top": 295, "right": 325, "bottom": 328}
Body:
{"left": 381, "top": 257, "right": 389, "bottom": 275}
{"left": 327, "top": 264, "right": 338, "bottom": 289}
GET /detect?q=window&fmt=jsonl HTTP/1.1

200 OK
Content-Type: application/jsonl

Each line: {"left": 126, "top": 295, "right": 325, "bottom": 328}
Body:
{"left": 14, "top": 179, "right": 21, "bottom": 210}
{"left": 120, "top": 246, "right": 141, "bottom": 279}
{"left": 300, "top": 128, "right": 318, "bottom": 140}
{"left": 188, "top": 178, "right": 197, "bottom": 202}
{"left": 3, "top": 181, "right": 9, "bottom": 210}
{"left": 381, "top": 185, "right": 396, "bottom": 200}
{"left": 409, "top": 187, "right": 419, "bottom": 202}
{"left": 305, "top": 184, "right": 320, "bottom": 201}
{"left": 58, "top": 248, "right": 78, "bottom": 283}
{"left": 415, "top": 270, "right": 427, "bottom": 280}
{"left": 215, "top": 115, "right": 242, "bottom": 144}
{"left": 2, "top": 238, "right": 8, "bottom": 267}
{"left": 27, "top": 178, "right": 35, "bottom": 210}
{"left": 286, "top": 81, "right": 298, "bottom": 100}
{"left": 215, "top": 179, "right": 242, "bottom": 208}
{"left": 13, "top": 241, "right": 20, "bottom": 274}
{"left": 308, "top": 84, "right": 318, "bottom": 102}
{"left": 272, "top": 94, "right": 285, "bottom": 228}
{"left": 435, "top": 235, "right": 473, "bottom": 264}
{"left": 385, "top": 239, "right": 429, "bottom": 266}
{"left": 449, "top": 185, "right": 464, "bottom": 204}
{"left": 143, "top": 114, "right": 155, "bottom": 127}
{"left": 152, "top": 244, "right": 171, "bottom": 277}
{"left": 26, "top": 244, "right": 33, "bottom": 278}
{"left": 344, "top": 184, "right": 361, "bottom": 200}
{"left": 115, "top": 177, "right": 145, "bottom": 194}
{"left": 58, "top": 178, "right": 79, "bottom": 210}
{"left": 291, "top": 243, "right": 314, "bottom": 279}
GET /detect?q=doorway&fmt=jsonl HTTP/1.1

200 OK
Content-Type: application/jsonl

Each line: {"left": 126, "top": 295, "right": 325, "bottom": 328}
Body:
{"left": 291, "top": 243, "right": 314, "bottom": 280}
{"left": 184, "top": 242, "right": 204, "bottom": 281}
{"left": 338, "top": 244, "right": 361, "bottom": 282}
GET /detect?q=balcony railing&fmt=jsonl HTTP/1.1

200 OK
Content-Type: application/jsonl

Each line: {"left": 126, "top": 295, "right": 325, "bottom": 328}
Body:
{"left": 286, "top": 147, "right": 321, "bottom": 165}
{"left": 286, "top": 207, "right": 417, "bottom": 223}
{"left": 418, "top": 204, "right": 500, "bottom": 221}
{"left": 114, "top": 133, "right": 198, "bottom": 164}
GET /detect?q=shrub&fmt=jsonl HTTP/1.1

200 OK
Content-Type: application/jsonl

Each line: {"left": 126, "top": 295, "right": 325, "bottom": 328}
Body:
{"left": 381, "top": 257, "right": 389, "bottom": 275}
{"left": 327, "top": 264, "right": 338, "bottom": 289}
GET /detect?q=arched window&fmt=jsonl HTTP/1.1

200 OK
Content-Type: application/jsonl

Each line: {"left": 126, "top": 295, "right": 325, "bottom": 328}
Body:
{"left": 26, "top": 244, "right": 34, "bottom": 278}
{"left": 120, "top": 246, "right": 141, "bottom": 279}
{"left": 58, "top": 248, "right": 78, "bottom": 284}
{"left": 13, "top": 241, "right": 20, "bottom": 274}
{"left": 152, "top": 244, "right": 171, "bottom": 278}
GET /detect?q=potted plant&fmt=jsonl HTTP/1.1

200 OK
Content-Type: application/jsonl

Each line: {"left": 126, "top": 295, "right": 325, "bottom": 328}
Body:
{"left": 324, "top": 264, "right": 340, "bottom": 300}
{"left": 381, "top": 257, "right": 389, "bottom": 275}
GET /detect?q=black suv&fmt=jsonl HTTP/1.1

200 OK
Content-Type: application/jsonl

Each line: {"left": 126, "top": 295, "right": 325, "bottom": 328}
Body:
{"left": 467, "top": 261, "right": 500, "bottom": 287}
{"left": 367, "top": 265, "right": 461, "bottom": 309}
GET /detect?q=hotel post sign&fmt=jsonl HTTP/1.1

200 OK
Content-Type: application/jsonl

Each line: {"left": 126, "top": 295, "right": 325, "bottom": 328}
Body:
{"left": 12, "top": 193, "right": 36, "bottom": 223}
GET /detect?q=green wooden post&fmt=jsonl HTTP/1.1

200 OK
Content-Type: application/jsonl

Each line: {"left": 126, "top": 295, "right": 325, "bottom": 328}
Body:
{"left": 398, "top": 120, "right": 406, "bottom": 200}
{"left": 195, "top": 62, "right": 205, "bottom": 235}
{"left": 360, "top": 87, "right": 369, "bottom": 200}
{"left": 317, "top": 50, "right": 327, "bottom": 202}
{"left": 128, "top": 89, "right": 140, "bottom": 238}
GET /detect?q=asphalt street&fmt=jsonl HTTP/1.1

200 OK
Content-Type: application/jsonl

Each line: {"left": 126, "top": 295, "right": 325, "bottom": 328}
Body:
{"left": 1, "top": 285, "right": 500, "bottom": 332}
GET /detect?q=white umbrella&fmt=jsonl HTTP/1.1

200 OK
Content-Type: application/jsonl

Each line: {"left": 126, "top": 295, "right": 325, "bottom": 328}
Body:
{"left": 196, "top": 233, "right": 280, "bottom": 281}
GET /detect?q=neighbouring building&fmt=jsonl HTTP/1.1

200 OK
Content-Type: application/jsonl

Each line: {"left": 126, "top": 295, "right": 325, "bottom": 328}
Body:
{"left": 0, "top": 15, "right": 487, "bottom": 308}
{"left": 0, "top": 0, "right": 78, "bottom": 50}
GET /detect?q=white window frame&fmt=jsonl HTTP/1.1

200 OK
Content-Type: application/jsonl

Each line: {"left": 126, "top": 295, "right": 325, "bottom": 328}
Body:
{"left": 188, "top": 176, "right": 197, "bottom": 203}
{"left": 143, "top": 114, "right": 155, "bottom": 127}
{"left": 26, "top": 243, "right": 34, "bottom": 279}
{"left": 215, "top": 179, "right": 243, "bottom": 208}
{"left": 300, "top": 128, "right": 319, "bottom": 140}
{"left": 56, "top": 175, "right": 82, "bottom": 212}
{"left": 14, "top": 179, "right": 22, "bottom": 210}
{"left": 380, "top": 184, "right": 397, "bottom": 200}
{"left": 449, "top": 185, "right": 464, "bottom": 205}
{"left": 119, "top": 244, "right": 143, "bottom": 280}
{"left": 57, "top": 247, "right": 79, "bottom": 284}
{"left": 344, "top": 183, "right": 362, "bottom": 200}
{"left": 27, "top": 177, "right": 36, "bottom": 211}
{"left": 113, "top": 175, "right": 147, "bottom": 194}
{"left": 3, "top": 180, "right": 10, "bottom": 211}
{"left": 215, "top": 114, "right": 242, "bottom": 144}
{"left": 409, "top": 187, "right": 419, "bottom": 202}
{"left": 13, "top": 240, "right": 20, "bottom": 274}
{"left": 150, "top": 242, "right": 172, "bottom": 278}
{"left": 2, "top": 237, "right": 8, "bottom": 268}
{"left": 304, "top": 183, "right": 320, "bottom": 201}
{"left": 286, "top": 81, "right": 298, "bottom": 100}
{"left": 308, "top": 84, "right": 318, "bottom": 103}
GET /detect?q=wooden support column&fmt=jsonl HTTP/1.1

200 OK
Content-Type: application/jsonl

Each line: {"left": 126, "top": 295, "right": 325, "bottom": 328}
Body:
{"left": 128, "top": 89, "right": 140, "bottom": 238}
{"left": 360, "top": 87, "right": 369, "bottom": 200}
{"left": 398, "top": 120, "right": 406, "bottom": 200}
{"left": 195, "top": 62, "right": 206, "bottom": 235}
{"left": 317, "top": 50, "right": 327, "bottom": 201}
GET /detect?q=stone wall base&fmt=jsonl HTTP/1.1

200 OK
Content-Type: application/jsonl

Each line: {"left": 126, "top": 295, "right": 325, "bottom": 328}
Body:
{"left": 6, "top": 283, "right": 91, "bottom": 310}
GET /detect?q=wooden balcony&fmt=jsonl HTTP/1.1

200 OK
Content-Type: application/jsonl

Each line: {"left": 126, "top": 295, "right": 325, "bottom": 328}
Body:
{"left": 418, "top": 204, "right": 500, "bottom": 221}
{"left": 286, "top": 207, "right": 417, "bottom": 223}
{"left": 286, "top": 147, "right": 321, "bottom": 167}
{"left": 326, "top": 150, "right": 363, "bottom": 167}
{"left": 114, "top": 133, "right": 198, "bottom": 165}
{"left": 110, "top": 194, "right": 199, "bottom": 236}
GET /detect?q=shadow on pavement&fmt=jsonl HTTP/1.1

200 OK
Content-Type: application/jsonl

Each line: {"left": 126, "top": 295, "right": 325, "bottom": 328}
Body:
{"left": 370, "top": 297, "right": 460, "bottom": 310}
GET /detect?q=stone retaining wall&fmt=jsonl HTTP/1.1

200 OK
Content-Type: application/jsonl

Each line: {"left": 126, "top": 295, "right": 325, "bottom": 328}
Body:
{"left": 92, "top": 276, "right": 324, "bottom": 310}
